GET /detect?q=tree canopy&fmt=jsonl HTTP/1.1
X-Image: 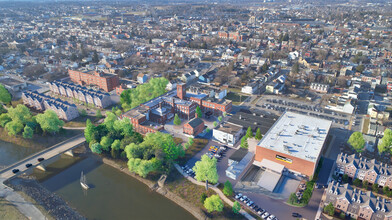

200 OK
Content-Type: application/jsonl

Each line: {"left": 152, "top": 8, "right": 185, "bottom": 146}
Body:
{"left": 196, "top": 106, "right": 202, "bottom": 118}
{"left": 240, "top": 136, "right": 248, "bottom": 149}
{"left": 204, "top": 195, "right": 224, "bottom": 213}
{"left": 324, "top": 202, "right": 335, "bottom": 216}
{"left": 193, "top": 154, "right": 219, "bottom": 184}
{"left": 348, "top": 131, "right": 365, "bottom": 152}
{"left": 223, "top": 180, "right": 234, "bottom": 196}
{"left": 378, "top": 129, "right": 392, "bottom": 154}
{"left": 0, "top": 84, "right": 11, "bottom": 104}
{"left": 120, "top": 77, "right": 168, "bottom": 111}
{"left": 232, "top": 201, "right": 241, "bottom": 214}
{"left": 22, "top": 125, "right": 33, "bottom": 139}
{"left": 246, "top": 127, "right": 253, "bottom": 138}
{"left": 35, "top": 110, "right": 64, "bottom": 134}
{"left": 255, "top": 128, "right": 262, "bottom": 140}
{"left": 173, "top": 114, "right": 181, "bottom": 125}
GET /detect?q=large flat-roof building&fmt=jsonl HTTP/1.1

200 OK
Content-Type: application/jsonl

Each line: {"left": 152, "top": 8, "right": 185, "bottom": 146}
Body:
{"left": 255, "top": 112, "right": 332, "bottom": 177}
{"left": 68, "top": 69, "right": 119, "bottom": 92}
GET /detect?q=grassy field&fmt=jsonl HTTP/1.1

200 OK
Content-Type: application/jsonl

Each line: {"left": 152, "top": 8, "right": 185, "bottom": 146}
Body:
{"left": 166, "top": 169, "right": 246, "bottom": 219}
{"left": 16, "top": 191, "right": 54, "bottom": 220}
{"left": 0, "top": 198, "right": 27, "bottom": 220}
{"left": 178, "top": 138, "right": 209, "bottom": 165}
{"left": 0, "top": 127, "right": 82, "bottom": 148}
{"left": 226, "top": 92, "right": 249, "bottom": 105}
{"left": 64, "top": 115, "right": 99, "bottom": 127}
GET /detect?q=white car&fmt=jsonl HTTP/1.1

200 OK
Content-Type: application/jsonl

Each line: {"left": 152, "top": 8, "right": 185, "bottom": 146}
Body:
{"left": 262, "top": 212, "right": 270, "bottom": 219}
{"left": 267, "top": 214, "right": 275, "bottom": 220}
{"left": 235, "top": 193, "right": 242, "bottom": 199}
{"left": 240, "top": 195, "right": 247, "bottom": 202}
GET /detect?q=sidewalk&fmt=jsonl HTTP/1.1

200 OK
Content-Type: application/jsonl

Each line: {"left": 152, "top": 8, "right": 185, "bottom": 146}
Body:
{"left": 174, "top": 164, "right": 256, "bottom": 220}
{"left": 0, "top": 180, "right": 45, "bottom": 220}
{"left": 314, "top": 189, "right": 327, "bottom": 220}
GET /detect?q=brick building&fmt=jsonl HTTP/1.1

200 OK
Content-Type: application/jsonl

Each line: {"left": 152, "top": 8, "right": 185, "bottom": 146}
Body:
{"left": 183, "top": 117, "right": 205, "bottom": 137}
{"left": 324, "top": 181, "right": 392, "bottom": 220}
{"left": 254, "top": 112, "right": 332, "bottom": 177}
{"left": 335, "top": 153, "right": 392, "bottom": 188}
{"left": 49, "top": 81, "right": 112, "bottom": 108}
{"left": 68, "top": 69, "right": 119, "bottom": 92}
{"left": 22, "top": 91, "right": 79, "bottom": 121}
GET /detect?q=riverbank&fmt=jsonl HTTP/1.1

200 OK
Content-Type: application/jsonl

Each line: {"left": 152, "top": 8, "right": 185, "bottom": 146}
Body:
{"left": 98, "top": 156, "right": 208, "bottom": 220}
{"left": 0, "top": 127, "right": 82, "bottom": 149}
{"left": 4, "top": 176, "right": 85, "bottom": 220}
{"left": 0, "top": 197, "right": 28, "bottom": 220}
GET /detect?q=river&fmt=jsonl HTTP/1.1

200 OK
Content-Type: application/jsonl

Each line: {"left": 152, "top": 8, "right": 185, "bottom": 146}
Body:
{"left": 32, "top": 155, "right": 196, "bottom": 220}
{"left": 0, "top": 140, "right": 196, "bottom": 220}
{"left": 0, "top": 140, "right": 42, "bottom": 167}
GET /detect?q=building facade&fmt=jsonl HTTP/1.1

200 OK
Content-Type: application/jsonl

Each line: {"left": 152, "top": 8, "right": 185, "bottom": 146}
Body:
{"left": 68, "top": 69, "right": 119, "bottom": 92}
{"left": 183, "top": 117, "right": 205, "bottom": 137}
{"left": 49, "top": 81, "right": 112, "bottom": 108}
{"left": 335, "top": 153, "right": 392, "bottom": 188}
{"left": 22, "top": 91, "right": 79, "bottom": 121}
{"left": 324, "top": 181, "right": 392, "bottom": 220}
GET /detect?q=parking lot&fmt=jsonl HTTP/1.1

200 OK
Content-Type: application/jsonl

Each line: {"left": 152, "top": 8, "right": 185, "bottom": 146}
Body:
{"left": 255, "top": 96, "right": 351, "bottom": 127}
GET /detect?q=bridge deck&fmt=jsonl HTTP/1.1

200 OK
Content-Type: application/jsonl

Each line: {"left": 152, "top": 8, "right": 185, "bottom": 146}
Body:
{"left": 0, "top": 134, "right": 86, "bottom": 181}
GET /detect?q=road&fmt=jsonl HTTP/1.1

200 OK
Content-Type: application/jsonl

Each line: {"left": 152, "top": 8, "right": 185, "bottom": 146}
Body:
{"left": 0, "top": 134, "right": 85, "bottom": 180}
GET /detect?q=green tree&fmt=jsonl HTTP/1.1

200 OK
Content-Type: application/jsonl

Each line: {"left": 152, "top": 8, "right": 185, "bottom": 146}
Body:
{"left": 36, "top": 110, "right": 64, "bottom": 134}
{"left": 246, "top": 127, "right": 253, "bottom": 138}
{"left": 7, "top": 104, "right": 32, "bottom": 125}
{"left": 115, "top": 109, "right": 122, "bottom": 117}
{"left": 104, "top": 111, "right": 117, "bottom": 130}
{"left": 373, "top": 183, "right": 379, "bottom": 193}
{"left": 218, "top": 116, "right": 223, "bottom": 122}
{"left": 223, "top": 180, "right": 234, "bottom": 196}
{"left": 324, "top": 202, "right": 335, "bottom": 216}
{"left": 240, "top": 136, "right": 248, "bottom": 149}
{"left": 348, "top": 132, "right": 365, "bottom": 153}
{"left": 342, "top": 174, "right": 349, "bottom": 183}
{"left": 193, "top": 154, "right": 219, "bottom": 184}
{"left": 200, "top": 193, "right": 208, "bottom": 203}
{"left": 383, "top": 186, "right": 390, "bottom": 195}
{"left": 204, "top": 195, "right": 223, "bottom": 213}
{"left": 232, "top": 201, "right": 241, "bottom": 214}
{"left": 91, "top": 143, "right": 103, "bottom": 154}
{"left": 353, "top": 178, "right": 362, "bottom": 187}
{"left": 363, "top": 180, "right": 369, "bottom": 189}
{"left": 173, "top": 114, "right": 181, "bottom": 125}
{"left": 22, "top": 125, "right": 33, "bottom": 139}
{"left": 196, "top": 106, "right": 202, "bottom": 118}
{"left": 5, "top": 120, "right": 23, "bottom": 136}
{"left": 80, "top": 109, "right": 87, "bottom": 117}
{"left": 255, "top": 128, "right": 262, "bottom": 140}
{"left": 378, "top": 129, "right": 392, "bottom": 154}
{"left": 84, "top": 119, "right": 95, "bottom": 143}
{"left": 0, "top": 84, "right": 11, "bottom": 104}
{"left": 100, "top": 136, "right": 113, "bottom": 151}
{"left": 96, "top": 109, "right": 102, "bottom": 118}
{"left": 111, "top": 139, "right": 121, "bottom": 150}
{"left": 0, "top": 113, "right": 11, "bottom": 127}
{"left": 288, "top": 193, "right": 298, "bottom": 204}
{"left": 213, "top": 121, "right": 218, "bottom": 127}
{"left": 356, "top": 64, "right": 365, "bottom": 73}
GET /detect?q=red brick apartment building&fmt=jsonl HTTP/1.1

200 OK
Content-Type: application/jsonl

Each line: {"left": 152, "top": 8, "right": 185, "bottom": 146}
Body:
{"left": 68, "top": 69, "right": 119, "bottom": 92}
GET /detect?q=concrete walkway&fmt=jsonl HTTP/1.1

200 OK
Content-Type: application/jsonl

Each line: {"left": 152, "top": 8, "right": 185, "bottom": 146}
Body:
{"left": 174, "top": 164, "right": 256, "bottom": 220}
{"left": 0, "top": 180, "right": 45, "bottom": 220}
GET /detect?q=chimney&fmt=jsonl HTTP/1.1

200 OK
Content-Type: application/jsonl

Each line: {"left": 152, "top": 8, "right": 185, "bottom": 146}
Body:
{"left": 177, "top": 83, "right": 186, "bottom": 100}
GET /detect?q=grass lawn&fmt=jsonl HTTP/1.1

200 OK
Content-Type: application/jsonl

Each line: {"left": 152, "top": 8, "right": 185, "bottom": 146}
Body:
{"left": 15, "top": 191, "right": 54, "bottom": 220}
{"left": 64, "top": 115, "right": 99, "bottom": 127}
{"left": 178, "top": 138, "right": 209, "bottom": 165}
{"left": 0, "top": 198, "right": 27, "bottom": 220}
{"left": 165, "top": 169, "right": 246, "bottom": 220}
{"left": 0, "top": 127, "right": 82, "bottom": 148}
{"left": 226, "top": 92, "right": 249, "bottom": 105}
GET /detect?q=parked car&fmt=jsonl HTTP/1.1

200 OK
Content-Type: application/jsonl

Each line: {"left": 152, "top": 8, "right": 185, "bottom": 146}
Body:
{"left": 12, "top": 169, "right": 19, "bottom": 173}
{"left": 240, "top": 195, "right": 247, "bottom": 202}
{"left": 37, "top": 157, "right": 44, "bottom": 162}
{"left": 25, "top": 163, "right": 32, "bottom": 168}
{"left": 267, "top": 214, "right": 275, "bottom": 220}
{"left": 262, "top": 212, "right": 270, "bottom": 219}
{"left": 235, "top": 193, "right": 242, "bottom": 199}
{"left": 246, "top": 201, "right": 254, "bottom": 207}
{"left": 292, "top": 213, "right": 301, "bottom": 218}
{"left": 257, "top": 208, "right": 265, "bottom": 215}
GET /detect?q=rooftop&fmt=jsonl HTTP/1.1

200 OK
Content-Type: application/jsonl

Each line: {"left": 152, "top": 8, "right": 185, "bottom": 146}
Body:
{"left": 215, "top": 122, "right": 243, "bottom": 135}
{"left": 257, "top": 112, "right": 332, "bottom": 163}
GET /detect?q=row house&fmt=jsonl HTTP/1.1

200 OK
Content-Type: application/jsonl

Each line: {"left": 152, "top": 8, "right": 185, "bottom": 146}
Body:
{"left": 49, "top": 81, "right": 112, "bottom": 108}
{"left": 324, "top": 181, "right": 392, "bottom": 220}
{"left": 22, "top": 91, "right": 79, "bottom": 121}
{"left": 336, "top": 153, "right": 392, "bottom": 188}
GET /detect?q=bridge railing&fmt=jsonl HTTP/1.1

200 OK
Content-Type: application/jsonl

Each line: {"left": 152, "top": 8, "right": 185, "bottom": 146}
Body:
{"left": 0, "top": 134, "right": 85, "bottom": 175}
